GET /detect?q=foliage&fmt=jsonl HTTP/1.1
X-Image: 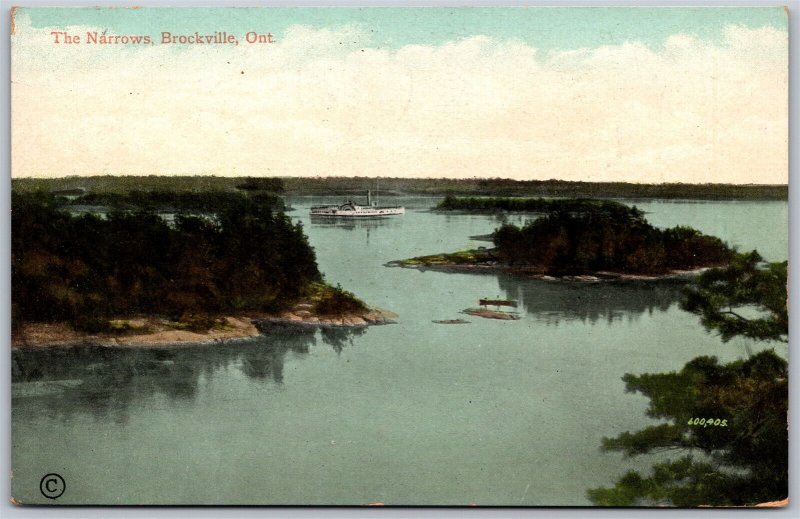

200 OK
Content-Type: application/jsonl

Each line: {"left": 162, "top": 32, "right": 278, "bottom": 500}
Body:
{"left": 12, "top": 191, "right": 320, "bottom": 332}
{"left": 12, "top": 175, "right": 281, "bottom": 195}
{"left": 492, "top": 206, "right": 731, "bottom": 274}
{"left": 398, "top": 249, "right": 490, "bottom": 267}
{"left": 11, "top": 176, "right": 787, "bottom": 200}
{"left": 435, "top": 196, "right": 633, "bottom": 213}
{"left": 588, "top": 352, "right": 788, "bottom": 506}
{"left": 70, "top": 189, "right": 285, "bottom": 213}
{"left": 589, "top": 252, "right": 789, "bottom": 507}
{"left": 682, "top": 251, "right": 788, "bottom": 342}
{"left": 235, "top": 177, "right": 285, "bottom": 192}
{"left": 311, "top": 283, "right": 368, "bottom": 316}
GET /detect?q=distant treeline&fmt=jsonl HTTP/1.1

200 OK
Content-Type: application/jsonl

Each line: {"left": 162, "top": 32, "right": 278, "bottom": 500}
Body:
{"left": 14, "top": 176, "right": 284, "bottom": 197}
{"left": 12, "top": 192, "right": 320, "bottom": 332}
{"left": 286, "top": 177, "right": 786, "bottom": 200}
{"left": 493, "top": 203, "right": 733, "bottom": 274}
{"left": 436, "top": 196, "right": 632, "bottom": 213}
{"left": 235, "top": 177, "right": 285, "bottom": 192}
{"left": 12, "top": 176, "right": 787, "bottom": 200}
{"left": 71, "top": 190, "right": 286, "bottom": 213}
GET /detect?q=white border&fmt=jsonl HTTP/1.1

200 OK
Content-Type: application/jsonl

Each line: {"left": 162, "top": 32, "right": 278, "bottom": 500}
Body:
{"left": 1, "top": 1, "right": 797, "bottom": 517}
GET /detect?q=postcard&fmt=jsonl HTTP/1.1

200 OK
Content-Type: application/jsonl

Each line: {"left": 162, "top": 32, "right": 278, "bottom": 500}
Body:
{"left": 10, "top": 6, "right": 788, "bottom": 507}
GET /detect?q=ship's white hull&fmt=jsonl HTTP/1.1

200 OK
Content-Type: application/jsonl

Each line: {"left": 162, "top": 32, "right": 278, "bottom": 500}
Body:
{"left": 310, "top": 206, "right": 405, "bottom": 217}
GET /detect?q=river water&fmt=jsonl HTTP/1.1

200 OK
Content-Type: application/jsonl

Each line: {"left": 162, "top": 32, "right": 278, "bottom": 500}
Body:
{"left": 11, "top": 197, "right": 788, "bottom": 505}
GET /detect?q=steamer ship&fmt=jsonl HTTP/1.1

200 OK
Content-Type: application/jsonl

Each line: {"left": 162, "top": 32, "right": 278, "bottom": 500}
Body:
{"left": 310, "top": 191, "right": 405, "bottom": 218}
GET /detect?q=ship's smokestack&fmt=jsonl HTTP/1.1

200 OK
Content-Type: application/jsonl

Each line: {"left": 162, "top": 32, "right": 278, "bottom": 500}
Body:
{"left": 367, "top": 190, "right": 372, "bottom": 206}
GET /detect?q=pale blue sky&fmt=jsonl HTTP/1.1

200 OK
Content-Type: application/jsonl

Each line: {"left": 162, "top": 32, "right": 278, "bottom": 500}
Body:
{"left": 24, "top": 6, "right": 787, "bottom": 51}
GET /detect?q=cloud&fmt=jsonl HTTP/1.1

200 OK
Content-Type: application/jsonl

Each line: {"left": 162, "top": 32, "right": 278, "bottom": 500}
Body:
{"left": 11, "top": 14, "right": 787, "bottom": 183}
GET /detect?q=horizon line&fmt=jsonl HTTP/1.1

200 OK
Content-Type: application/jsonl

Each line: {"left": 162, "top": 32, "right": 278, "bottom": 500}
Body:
{"left": 10, "top": 175, "right": 789, "bottom": 187}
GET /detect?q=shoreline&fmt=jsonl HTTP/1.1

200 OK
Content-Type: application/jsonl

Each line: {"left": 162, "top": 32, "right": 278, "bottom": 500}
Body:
{"left": 385, "top": 260, "right": 713, "bottom": 282}
{"left": 12, "top": 306, "right": 397, "bottom": 350}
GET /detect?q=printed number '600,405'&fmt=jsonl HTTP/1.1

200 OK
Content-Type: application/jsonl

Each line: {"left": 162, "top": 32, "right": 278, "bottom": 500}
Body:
{"left": 688, "top": 418, "right": 728, "bottom": 427}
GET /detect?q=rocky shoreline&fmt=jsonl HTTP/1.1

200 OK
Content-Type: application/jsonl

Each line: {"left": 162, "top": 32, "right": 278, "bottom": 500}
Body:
{"left": 12, "top": 305, "right": 397, "bottom": 349}
{"left": 386, "top": 260, "right": 712, "bottom": 282}
{"left": 253, "top": 304, "right": 397, "bottom": 331}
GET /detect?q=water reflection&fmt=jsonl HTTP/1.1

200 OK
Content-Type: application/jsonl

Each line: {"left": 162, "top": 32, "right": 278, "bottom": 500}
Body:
{"left": 239, "top": 328, "right": 315, "bottom": 382}
{"left": 309, "top": 215, "right": 404, "bottom": 232}
{"left": 438, "top": 212, "right": 533, "bottom": 227}
{"left": 11, "top": 327, "right": 364, "bottom": 421}
{"left": 320, "top": 326, "right": 367, "bottom": 354}
{"left": 496, "top": 275, "right": 684, "bottom": 324}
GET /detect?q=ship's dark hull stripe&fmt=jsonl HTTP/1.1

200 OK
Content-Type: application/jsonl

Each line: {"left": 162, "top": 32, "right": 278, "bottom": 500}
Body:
{"left": 309, "top": 214, "right": 403, "bottom": 218}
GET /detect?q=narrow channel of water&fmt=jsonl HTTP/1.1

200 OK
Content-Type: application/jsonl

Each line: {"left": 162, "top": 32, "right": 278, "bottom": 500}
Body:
{"left": 11, "top": 197, "right": 787, "bottom": 504}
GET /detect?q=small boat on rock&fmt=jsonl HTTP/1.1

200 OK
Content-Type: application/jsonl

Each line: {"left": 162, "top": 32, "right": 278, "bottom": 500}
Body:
{"left": 478, "top": 298, "right": 518, "bottom": 308}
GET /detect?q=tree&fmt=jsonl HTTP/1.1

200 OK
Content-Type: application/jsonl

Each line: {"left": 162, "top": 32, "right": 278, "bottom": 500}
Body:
{"left": 588, "top": 251, "right": 788, "bottom": 506}
{"left": 491, "top": 206, "right": 730, "bottom": 275}
{"left": 235, "top": 177, "right": 285, "bottom": 193}
{"left": 11, "top": 192, "right": 322, "bottom": 332}
{"left": 682, "top": 251, "right": 787, "bottom": 342}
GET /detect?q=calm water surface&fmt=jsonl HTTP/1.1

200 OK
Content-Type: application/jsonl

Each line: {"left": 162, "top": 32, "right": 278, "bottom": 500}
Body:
{"left": 12, "top": 197, "right": 788, "bottom": 505}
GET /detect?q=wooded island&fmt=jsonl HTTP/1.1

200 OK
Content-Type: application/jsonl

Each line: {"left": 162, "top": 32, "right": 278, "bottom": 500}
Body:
{"left": 394, "top": 198, "right": 733, "bottom": 277}
{"left": 12, "top": 190, "right": 380, "bottom": 346}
